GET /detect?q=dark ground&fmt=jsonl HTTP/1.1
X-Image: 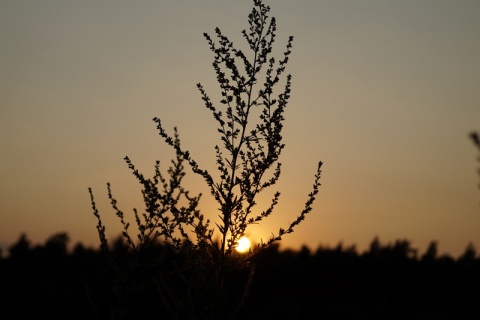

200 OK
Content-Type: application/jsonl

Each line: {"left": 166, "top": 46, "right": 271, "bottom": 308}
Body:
{"left": 1, "top": 233, "right": 479, "bottom": 319}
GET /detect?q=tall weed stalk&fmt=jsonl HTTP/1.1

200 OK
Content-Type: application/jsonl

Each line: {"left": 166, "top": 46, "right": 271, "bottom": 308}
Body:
{"left": 89, "top": 1, "right": 322, "bottom": 318}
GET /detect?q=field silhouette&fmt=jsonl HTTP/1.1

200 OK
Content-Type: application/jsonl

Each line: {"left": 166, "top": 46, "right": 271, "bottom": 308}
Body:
{"left": 1, "top": 232, "right": 479, "bottom": 319}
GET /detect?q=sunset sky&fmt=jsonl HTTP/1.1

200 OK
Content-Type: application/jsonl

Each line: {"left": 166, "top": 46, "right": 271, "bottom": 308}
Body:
{"left": 1, "top": 0, "right": 480, "bottom": 258}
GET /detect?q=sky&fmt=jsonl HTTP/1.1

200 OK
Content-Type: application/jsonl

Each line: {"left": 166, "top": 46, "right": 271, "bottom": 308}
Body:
{"left": 1, "top": 0, "right": 480, "bottom": 258}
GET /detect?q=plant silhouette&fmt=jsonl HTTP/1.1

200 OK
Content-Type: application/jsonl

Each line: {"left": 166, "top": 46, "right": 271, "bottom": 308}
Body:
{"left": 88, "top": 0, "right": 322, "bottom": 319}
{"left": 470, "top": 131, "right": 480, "bottom": 191}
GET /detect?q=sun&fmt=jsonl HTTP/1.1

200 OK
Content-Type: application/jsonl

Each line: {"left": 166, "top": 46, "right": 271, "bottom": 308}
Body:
{"left": 235, "top": 236, "right": 251, "bottom": 253}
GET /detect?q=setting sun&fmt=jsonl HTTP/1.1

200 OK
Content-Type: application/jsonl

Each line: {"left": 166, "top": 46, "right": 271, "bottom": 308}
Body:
{"left": 235, "top": 236, "right": 251, "bottom": 253}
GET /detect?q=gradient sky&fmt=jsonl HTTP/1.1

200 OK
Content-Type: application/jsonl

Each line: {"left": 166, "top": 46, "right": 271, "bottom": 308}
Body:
{"left": 1, "top": 0, "right": 480, "bottom": 258}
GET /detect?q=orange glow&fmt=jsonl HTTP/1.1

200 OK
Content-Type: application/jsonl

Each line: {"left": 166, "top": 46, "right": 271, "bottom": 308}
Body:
{"left": 235, "top": 236, "right": 251, "bottom": 253}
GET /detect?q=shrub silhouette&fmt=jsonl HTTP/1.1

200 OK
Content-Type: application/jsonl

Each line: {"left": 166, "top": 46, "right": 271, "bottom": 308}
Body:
{"left": 88, "top": 0, "right": 322, "bottom": 318}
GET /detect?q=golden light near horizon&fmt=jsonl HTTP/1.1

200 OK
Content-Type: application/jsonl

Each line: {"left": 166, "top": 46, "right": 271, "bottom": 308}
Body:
{"left": 0, "top": 0, "right": 480, "bottom": 260}
{"left": 235, "top": 236, "right": 251, "bottom": 253}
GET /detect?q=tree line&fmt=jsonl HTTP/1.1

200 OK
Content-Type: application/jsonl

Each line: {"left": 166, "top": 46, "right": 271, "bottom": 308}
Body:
{"left": 1, "top": 231, "right": 479, "bottom": 319}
